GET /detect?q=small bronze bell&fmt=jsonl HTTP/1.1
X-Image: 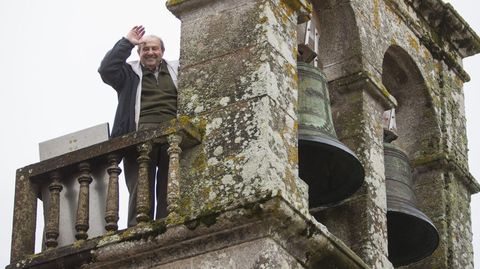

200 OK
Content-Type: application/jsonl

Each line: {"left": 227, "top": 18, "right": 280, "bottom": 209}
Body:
{"left": 297, "top": 62, "right": 364, "bottom": 207}
{"left": 384, "top": 142, "right": 439, "bottom": 267}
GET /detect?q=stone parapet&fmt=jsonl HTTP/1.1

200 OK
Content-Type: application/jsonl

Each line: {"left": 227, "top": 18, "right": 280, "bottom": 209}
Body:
{"left": 9, "top": 119, "right": 201, "bottom": 264}
{"left": 7, "top": 198, "right": 369, "bottom": 269}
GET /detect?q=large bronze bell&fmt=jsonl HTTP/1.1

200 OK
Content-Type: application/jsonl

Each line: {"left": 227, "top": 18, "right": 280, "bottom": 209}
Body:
{"left": 384, "top": 142, "right": 439, "bottom": 266}
{"left": 297, "top": 62, "right": 364, "bottom": 207}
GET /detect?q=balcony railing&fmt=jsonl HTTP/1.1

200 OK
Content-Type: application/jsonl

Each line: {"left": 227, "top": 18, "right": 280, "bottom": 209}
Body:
{"left": 10, "top": 118, "right": 201, "bottom": 264}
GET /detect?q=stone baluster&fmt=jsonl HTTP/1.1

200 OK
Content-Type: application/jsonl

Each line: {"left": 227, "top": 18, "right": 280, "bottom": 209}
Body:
{"left": 167, "top": 134, "right": 182, "bottom": 220}
{"left": 136, "top": 142, "right": 153, "bottom": 223}
{"left": 45, "top": 171, "right": 63, "bottom": 249}
{"left": 105, "top": 154, "right": 122, "bottom": 232}
{"left": 75, "top": 162, "right": 92, "bottom": 240}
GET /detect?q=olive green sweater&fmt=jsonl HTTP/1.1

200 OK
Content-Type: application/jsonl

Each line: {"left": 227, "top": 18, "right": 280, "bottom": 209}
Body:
{"left": 138, "top": 61, "right": 177, "bottom": 124}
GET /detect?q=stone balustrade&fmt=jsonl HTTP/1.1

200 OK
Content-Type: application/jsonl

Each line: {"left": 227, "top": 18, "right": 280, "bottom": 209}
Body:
{"left": 10, "top": 118, "right": 201, "bottom": 264}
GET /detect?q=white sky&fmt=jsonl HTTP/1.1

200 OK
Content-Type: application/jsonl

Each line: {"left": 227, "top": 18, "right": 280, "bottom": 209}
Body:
{"left": 0, "top": 0, "right": 478, "bottom": 267}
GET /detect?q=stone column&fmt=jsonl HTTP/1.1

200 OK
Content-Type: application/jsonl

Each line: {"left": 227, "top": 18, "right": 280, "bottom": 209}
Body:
{"left": 406, "top": 73, "right": 480, "bottom": 268}
{"left": 10, "top": 170, "right": 38, "bottom": 262}
{"left": 167, "top": 0, "right": 311, "bottom": 221}
{"left": 313, "top": 74, "right": 394, "bottom": 269}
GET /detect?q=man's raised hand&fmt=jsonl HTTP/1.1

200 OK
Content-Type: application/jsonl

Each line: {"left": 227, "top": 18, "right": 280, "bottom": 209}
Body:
{"left": 126, "top": 25, "right": 145, "bottom": 45}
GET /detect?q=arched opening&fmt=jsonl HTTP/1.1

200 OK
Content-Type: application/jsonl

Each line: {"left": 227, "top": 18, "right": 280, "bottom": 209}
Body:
{"left": 382, "top": 45, "right": 440, "bottom": 266}
{"left": 382, "top": 45, "right": 441, "bottom": 159}
{"left": 314, "top": 0, "right": 363, "bottom": 80}
{"left": 297, "top": 0, "right": 362, "bottom": 80}
{"left": 295, "top": 2, "right": 366, "bottom": 209}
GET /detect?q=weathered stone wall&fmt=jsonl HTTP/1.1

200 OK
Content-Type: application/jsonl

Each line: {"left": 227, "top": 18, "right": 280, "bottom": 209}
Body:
{"left": 355, "top": 2, "right": 477, "bottom": 268}
{"left": 152, "top": 238, "right": 306, "bottom": 269}
{"left": 347, "top": 0, "right": 470, "bottom": 168}
{"left": 410, "top": 168, "right": 474, "bottom": 268}
{"left": 317, "top": 78, "right": 391, "bottom": 268}
{"left": 167, "top": 0, "right": 311, "bottom": 226}
{"left": 310, "top": 0, "right": 478, "bottom": 268}
{"left": 443, "top": 172, "right": 475, "bottom": 269}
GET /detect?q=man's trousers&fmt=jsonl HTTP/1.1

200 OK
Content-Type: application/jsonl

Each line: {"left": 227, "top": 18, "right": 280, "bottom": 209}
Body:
{"left": 123, "top": 124, "right": 169, "bottom": 227}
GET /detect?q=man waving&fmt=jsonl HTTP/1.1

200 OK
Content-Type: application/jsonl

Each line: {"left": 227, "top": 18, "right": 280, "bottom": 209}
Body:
{"left": 99, "top": 25, "right": 178, "bottom": 226}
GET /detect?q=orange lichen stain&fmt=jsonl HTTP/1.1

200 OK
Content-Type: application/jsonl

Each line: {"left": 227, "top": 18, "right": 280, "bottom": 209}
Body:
{"left": 287, "top": 143, "right": 298, "bottom": 165}
{"left": 292, "top": 44, "right": 298, "bottom": 55}
{"left": 274, "top": 1, "right": 290, "bottom": 24}
{"left": 281, "top": 0, "right": 312, "bottom": 14}
{"left": 284, "top": 63, "right": 297, "bottom": 80}
{"left": 408, "top": 35, "right": 420, "bottom": 52}
{"left": 434, "top": 62, "right": 443, "bottom": 73}
{"left": 166, "top": 0, "right": 184, "bottom": 7}
{"left": 423, "top": 48, "right": 431, "bottom": 59}
{"left": 279, "top": 0, "right": 312, "bottom": 23}
{"left": 390, "top": 37, "right": 397, "bottom": 46}
{"left": 373, "top": 0, "right": 381, "bottom": 29}
{"left": 454, "top": 75, "right": 463, "bottom": 85}
{"left": 293, "top": 120, "right": 298, "bottom": 132}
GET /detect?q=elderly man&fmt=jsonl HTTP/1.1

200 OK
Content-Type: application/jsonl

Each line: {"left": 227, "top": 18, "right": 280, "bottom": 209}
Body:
{"left": 99, "top": 25, "right": 178, "bottom": 226}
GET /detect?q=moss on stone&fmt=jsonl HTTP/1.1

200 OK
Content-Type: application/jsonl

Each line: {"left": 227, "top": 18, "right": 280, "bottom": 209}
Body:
{"left": 166, "top": 0, "right": 185, "bottom": 8}
{"left": 280, "top": 0, "right": 312, "bottom": 14}
{"left": 191, "top": 149, "right": 207, "bottom": 173}
{"left": 150, "top": 220, "right": 167, "bottom": 234}
{"left": 185, "top": 219, "right": 200, "bottom": 230}
{"left": 259, "top": 16, "right": 268, "bottom": 24}
{"left": 72, "top": 239, "right": 87, "bottom": 249}
{"left": 284, "top": 63, "right": 297, "bottom": 84}
{"left": 199, "top": 212, "right": 220, "bottom": 227}
{"left": 411, "top": 152, "right": 446, "bottom": 167}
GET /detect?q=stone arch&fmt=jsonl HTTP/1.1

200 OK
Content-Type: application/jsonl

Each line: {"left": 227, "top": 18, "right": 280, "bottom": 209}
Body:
{"left": 382, "top": 45, "right": 441, "bottom": 159}
{"left": 312, "top": 0, "right": 363, "bottom": 81}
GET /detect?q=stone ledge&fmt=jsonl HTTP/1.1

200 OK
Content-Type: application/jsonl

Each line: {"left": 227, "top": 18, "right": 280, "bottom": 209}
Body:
{"left": 328, "top": 71, "right": 398, "bottom": 109}
{"left": 89, "top": 197, "right": 370, "bottom": 268}
{"left": 8, "top": 197, "right": 370, "bottom": 269}
{"left": 412, "top": 152, "right": 480, "bottom": 194}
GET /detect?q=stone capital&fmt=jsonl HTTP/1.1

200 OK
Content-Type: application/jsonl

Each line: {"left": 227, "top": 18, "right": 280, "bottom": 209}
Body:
{"left": 329, "top": 71, "right": 398, "bottom": 110}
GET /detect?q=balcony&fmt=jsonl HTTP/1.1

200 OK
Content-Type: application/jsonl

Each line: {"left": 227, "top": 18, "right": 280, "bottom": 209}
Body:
{"left": 9, "top": 118, "right": 201, "bottom": 268}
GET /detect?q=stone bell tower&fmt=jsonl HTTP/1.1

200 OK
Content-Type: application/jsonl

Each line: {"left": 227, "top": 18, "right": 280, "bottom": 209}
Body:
{"left": 304, "top": 0, "right": 480, "bottom": 268}
{"left": 8, "top": 0, "right": 480, "bottom": 268}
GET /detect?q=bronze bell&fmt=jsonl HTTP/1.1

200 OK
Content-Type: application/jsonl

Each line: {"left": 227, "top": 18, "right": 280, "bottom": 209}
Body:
{"left": 297, "top": 61, "right": 364, "bottom": 207}
{"left": 384, "top": 142, "right": 439, "bottom": 266}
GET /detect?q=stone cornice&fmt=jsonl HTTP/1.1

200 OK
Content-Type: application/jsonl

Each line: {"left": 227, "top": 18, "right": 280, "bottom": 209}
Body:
{"left": 385, "top": 0, "right": 479, "bottom": 82}
{"left": 406, "top": 0, "right": 480, "bottom": 58}
{"left": 412, "top": 152, "right": 480, "bottom": 194}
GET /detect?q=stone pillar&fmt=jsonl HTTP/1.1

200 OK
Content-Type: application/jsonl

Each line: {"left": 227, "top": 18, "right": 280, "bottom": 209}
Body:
{"left": 167, "top": 0, "right": 311, "bottom": 222}
{"left": 313, "top": 74, "right": 394, "bottom": 269}
{"left": 10, "top": 170, "right": 38, "bottom": 262}
{"left": 404, "top": 72, "right": 480, "bottom": 268}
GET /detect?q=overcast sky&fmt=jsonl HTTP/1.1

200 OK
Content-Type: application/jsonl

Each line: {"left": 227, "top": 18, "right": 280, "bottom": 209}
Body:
{"left": 0, "top": 0, "right": 478, "bottom": 267}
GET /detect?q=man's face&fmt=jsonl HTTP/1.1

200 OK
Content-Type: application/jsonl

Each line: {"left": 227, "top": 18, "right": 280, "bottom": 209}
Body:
{"left": 139, "top": 37, "right": 163, "bottom": 70}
